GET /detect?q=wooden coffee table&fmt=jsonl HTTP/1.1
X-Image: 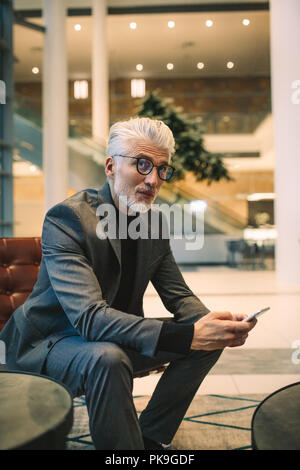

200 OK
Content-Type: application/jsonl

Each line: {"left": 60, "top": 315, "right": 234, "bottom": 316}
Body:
{"left": 0, "top": 370, "right": 73, "bottom": 450}
{"left": 251, "top": 382, "right": 300, "bottom": 450}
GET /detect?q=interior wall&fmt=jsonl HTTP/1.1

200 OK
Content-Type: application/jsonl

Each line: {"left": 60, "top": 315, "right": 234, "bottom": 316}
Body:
{"left": 13, "top": 175, "right": 76, "bottom": 237}
{"left": 14, "top": 175, "right": 44, "bottom": 237}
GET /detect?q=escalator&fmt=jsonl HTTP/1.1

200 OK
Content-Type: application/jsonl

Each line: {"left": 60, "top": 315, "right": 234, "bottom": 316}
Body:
{"left": 14, "top": 98, "right": 107, "bottom": 192}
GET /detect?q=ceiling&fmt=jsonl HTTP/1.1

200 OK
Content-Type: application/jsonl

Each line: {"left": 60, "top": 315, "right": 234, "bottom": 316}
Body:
{"left": 14, "top": 0, "right": 269, "bottom": 10}
{"left": 13, "top": 5, "right": 270, "bottom": 82}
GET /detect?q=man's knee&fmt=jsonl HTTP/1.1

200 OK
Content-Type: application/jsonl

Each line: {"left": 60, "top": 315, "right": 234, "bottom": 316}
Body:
{"left": 85, "top": 342, "right": 133, "bottom": 377}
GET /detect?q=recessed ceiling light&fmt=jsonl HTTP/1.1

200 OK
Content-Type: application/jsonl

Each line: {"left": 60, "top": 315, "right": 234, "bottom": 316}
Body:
{"left": 242, "top": 19, "right": 250, "bottom": 26}
{"left": 205, "top": 20, "right": 213, "bottom": 27}
{"left": 227, "top": 61, "right": 235, "bottom": 69}
{"left": 30, "top": 165, "right": 37, "bottom": 173}
{"left": 167, "top": 63, "right": 174, "bottom": 70}
{"left": 168, "top": 21, "right": 175, "bottom": 29}
{"left": 74, "top": 24, "right": 82, "bottom": 31}
{"left": 136, "top": 64, "right": 143, "bottom": 71}
{"left": 32, "top": 67, "right": 39, "bottom": 74}
{"left": 130, "top": 22, "right": 137, "bottom": 29}
{"left": 197, "top": 62, "right": 205, "bottom": 70}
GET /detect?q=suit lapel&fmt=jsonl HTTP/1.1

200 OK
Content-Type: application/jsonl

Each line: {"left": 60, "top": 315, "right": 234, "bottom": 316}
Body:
{"left": 97, "top": 183, "right": 121, "bottom": 266}
{"left": 129, "top": 213, "right": 153, "bottom": 307}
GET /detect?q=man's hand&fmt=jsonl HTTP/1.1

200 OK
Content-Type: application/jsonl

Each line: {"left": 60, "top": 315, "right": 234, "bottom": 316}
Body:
{"left": 190, "top": 311, "right": 257, "bottom": 350}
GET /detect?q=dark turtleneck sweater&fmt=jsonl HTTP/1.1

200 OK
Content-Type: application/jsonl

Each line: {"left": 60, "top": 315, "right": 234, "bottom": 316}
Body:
{"left": 111, "top": 208, "right": 194, "bottom": 356}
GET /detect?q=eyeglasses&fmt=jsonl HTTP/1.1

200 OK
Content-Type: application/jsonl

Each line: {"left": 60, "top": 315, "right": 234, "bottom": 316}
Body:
{"left": 112, "top": 155, "right": 175, "bottom": 181}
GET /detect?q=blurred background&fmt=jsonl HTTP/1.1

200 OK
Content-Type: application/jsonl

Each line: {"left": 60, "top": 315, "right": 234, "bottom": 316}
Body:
{"left": 1, "top": 2, "right": 300, "bottom": 445}
{"left": 1, "top": 0, "right": 299, "bottom": 280}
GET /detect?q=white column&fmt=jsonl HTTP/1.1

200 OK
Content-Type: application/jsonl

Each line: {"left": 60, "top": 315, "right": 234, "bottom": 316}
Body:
{"left": 270, "top": 0, "right": 300, "bottom": 284}
{"left": 43, "top": 0, "right": 68, "bottom": 211}
{"left": 92, "top": 0, "right": 109, "bottom": 144}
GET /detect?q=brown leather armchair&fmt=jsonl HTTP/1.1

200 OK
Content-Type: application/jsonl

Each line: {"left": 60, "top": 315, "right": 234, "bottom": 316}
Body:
{"left": 0, "top": 238, "right": 41, "bottom": 332}
{"left": 0, "top": 237, "right": 167, "bottom": 377}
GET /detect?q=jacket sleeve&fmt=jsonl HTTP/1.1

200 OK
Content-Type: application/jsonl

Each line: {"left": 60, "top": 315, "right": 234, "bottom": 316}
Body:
{"left": 151, "top": 247, "right": 210, "bottom": 325}
{"left": 41, "top": 203, "right": 163, "bottom": 357}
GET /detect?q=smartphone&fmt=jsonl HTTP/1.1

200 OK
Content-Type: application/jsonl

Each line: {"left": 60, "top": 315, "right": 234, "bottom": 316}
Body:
{"left": 242, "top": 307, "right": 270, "bottom": 322}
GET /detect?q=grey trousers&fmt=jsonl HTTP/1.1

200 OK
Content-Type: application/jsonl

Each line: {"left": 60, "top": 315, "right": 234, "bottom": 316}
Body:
{"left": 42, "top": 335, "right": 222, "bottom": 450}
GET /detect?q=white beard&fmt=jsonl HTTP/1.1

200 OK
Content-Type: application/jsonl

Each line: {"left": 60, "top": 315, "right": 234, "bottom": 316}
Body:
{"left": 115, "top": 192, "right": 151, "bottom": 215}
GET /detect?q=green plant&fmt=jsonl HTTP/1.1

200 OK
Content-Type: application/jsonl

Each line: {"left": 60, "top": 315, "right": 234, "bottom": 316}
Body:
{"left": 137, "top": 90, "right": 232, "bottom": 184}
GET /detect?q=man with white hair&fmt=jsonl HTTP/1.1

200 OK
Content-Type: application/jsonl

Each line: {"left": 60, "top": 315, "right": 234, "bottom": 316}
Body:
{"left": 0, "top": 117, "right": 256, "bottom": 450}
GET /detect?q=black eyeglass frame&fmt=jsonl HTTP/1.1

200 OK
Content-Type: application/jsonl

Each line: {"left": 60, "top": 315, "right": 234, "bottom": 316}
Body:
{"left": 112, "top": 154, "right": 176, "bottom": 181}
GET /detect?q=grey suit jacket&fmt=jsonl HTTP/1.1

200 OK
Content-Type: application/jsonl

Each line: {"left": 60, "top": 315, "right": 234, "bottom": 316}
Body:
{"left": 0, "top": 183, "right": 209, "bottom": 374}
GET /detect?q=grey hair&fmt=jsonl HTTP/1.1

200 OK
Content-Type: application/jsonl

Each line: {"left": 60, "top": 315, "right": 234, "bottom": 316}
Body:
{"left": 107, "top": 117, "right": 175, "bottom": 159}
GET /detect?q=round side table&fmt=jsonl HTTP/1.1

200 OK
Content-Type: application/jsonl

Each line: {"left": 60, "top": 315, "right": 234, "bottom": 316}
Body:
{"left": 251, "top": 382, "right": 300, "bottom": 450}
{"left": 0, "top": 370, "right": 73, "bottom": 450}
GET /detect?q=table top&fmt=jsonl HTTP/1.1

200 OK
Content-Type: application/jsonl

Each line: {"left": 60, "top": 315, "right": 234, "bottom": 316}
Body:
{"left": 0, "top": 370, "right": 73, "bottom": 450}
{"left": 252, "top": 382, "right": 300, "bottom": 450}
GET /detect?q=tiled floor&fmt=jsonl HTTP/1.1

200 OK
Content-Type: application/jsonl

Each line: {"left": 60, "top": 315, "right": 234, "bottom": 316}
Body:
{"left": 133, "top": 266, "right": 300, "bottom": 396}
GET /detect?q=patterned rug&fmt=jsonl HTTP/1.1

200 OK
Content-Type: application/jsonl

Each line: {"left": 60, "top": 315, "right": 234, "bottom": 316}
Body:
{"left": 66, "top": 393, "right": 267, "bottom": 450}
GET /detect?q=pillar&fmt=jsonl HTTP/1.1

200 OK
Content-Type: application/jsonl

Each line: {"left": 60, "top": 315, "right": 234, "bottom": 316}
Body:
{"left": 43, "top": 0, "right": 68, "bottom": 211}
{"left": 92, "top": 0, "right": 109, "bottom": 145}
{"left": 270, "top": 0, "right": 300, "bottom": 284}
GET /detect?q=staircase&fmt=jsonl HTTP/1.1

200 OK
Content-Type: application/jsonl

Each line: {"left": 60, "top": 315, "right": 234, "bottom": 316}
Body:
{"left": 13, "top": 99, "right": 108, "bottom": 192}
{"left": 160, "top": 184, "right": 245, "bottom": 235}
